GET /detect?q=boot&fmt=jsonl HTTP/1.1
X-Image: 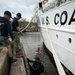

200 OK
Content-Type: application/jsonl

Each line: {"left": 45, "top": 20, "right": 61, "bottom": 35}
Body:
{"left": 8, "top": 57, "right": 17, "bottom": 63}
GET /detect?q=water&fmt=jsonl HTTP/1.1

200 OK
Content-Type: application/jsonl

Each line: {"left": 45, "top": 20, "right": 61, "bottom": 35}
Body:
{"left": 20, "top": 32, "right": 58, "bottom": 75}
{"left": 20, "top": 32, "right": 42, "bottom": 59}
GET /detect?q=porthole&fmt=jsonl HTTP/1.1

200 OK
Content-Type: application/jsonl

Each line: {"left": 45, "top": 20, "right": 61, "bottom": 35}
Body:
{"left": 68, "top": 38, "right": 72, "bottom": 43}
{"left": 56, "top": 34, "right": 58, "bottom": 38}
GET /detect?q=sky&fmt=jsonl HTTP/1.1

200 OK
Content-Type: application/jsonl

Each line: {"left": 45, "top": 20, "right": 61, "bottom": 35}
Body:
{"left": 0, "top": 0, "right": 41, "bottom": 21}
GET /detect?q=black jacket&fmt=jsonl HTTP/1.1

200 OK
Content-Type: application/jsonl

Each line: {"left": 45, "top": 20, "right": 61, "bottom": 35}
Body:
{"left": 12, "top": 17, "right": 19, "bottom": 31}
{"left": 0, "top": 17, "right": 14, "bottom": 40}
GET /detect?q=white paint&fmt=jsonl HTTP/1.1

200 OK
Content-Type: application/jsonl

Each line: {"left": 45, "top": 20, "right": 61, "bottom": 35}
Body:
{"left": 36, "top": 0, "right": 75, "bottom": 75}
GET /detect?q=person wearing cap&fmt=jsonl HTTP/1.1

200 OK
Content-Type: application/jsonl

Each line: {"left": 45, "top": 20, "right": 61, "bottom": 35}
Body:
{"left": 12, "top": 13, "right": 24, "bottom": 58}
{"left": 0, "top": 10, "right": 17, "bottom": 63}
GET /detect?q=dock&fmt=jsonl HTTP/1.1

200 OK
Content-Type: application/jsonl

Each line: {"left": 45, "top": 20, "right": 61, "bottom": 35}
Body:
{"left": 0, "top": 32, "right": 59, "bottom": 75}
{"left": 10, "top": 58, "right": 26, "bottom": 75}
{"left": 0, "top": 47, "right": 8, "bottom": 75}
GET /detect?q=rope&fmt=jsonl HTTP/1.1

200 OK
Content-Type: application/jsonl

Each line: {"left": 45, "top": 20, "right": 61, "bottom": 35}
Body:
{"left": 21, "top": 16, "right": 35, "bottom": 32}
{"left": 45, "top": 27, "right": 66, "bottom": 75}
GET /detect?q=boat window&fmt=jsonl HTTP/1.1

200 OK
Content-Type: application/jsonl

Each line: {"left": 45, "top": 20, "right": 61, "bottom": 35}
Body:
{"left": 55, "top": 0, "right": 61, "bottom": 6}
{"left": 61, "top": 0, "right": 66, "bottom": 3}
{"left": 55, "top": 0, "right": 67, "bottom": 6}
{"left": 56, "top": 34, "right": 58, "bottom": 38}
{"left": 42, "top": 0, "right": 48, "bottom": 5}
{"left": 68, "top": 38, "right": 72, "bottom": 43}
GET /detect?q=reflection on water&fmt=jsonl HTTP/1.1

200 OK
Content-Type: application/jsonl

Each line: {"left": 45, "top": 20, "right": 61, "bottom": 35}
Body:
{"left": 20, "top": 32, "right": 58, "bottom": 75}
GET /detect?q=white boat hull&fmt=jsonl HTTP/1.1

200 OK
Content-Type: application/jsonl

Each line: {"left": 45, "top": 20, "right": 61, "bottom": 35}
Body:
{"left": 38, "top": 1, "right": 75, "bottom": 74}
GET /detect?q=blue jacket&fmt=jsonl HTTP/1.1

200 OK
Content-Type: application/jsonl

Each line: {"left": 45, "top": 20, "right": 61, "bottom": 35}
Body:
{"left": 0, "top": 17, "right": 14, "bottom": 40}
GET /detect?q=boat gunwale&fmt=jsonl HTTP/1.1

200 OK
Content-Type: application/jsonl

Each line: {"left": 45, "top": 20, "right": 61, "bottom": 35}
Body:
{"left": 40, "top": 26, "right": 75, "bottom": 34}
{"left": 38, "top": 0, "right": 75, "bottom": 16}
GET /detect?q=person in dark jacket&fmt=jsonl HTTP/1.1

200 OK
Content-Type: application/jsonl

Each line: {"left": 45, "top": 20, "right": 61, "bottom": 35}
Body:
{"left": 0, "top": 11, "right": 17, "bottom": 63}
{"left": 12, "top": 13, "right": 24, "bottom": 58}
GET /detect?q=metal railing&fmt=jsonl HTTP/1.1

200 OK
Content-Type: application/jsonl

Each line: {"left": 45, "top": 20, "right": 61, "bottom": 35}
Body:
{"left": 42, "top": 0, "right": 74, "bottom": 12}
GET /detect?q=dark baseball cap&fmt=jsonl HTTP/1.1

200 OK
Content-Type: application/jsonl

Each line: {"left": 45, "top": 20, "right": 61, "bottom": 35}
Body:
{"left": 17, "top": 13, "right": 22, "bottom": 18}
{"left": 4, "top": 11, "right": 12, "bottom": 18}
